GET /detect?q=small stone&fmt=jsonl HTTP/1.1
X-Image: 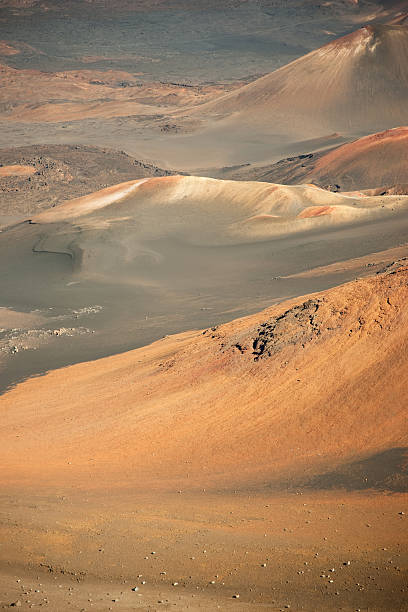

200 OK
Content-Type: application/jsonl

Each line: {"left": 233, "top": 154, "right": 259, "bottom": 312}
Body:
{"left": 261, "top": 563, "right": 267, "bottom": 567}
{"left": 343, "top": 561, "right": 351, "bottom": 566}
{"left": 232, "top": 594, "right": 240, "bottom": 598}
{"left": 131, "top": 587, "right": 139, "bottom": 592}
{"left": 10, "top": 602, "right": 22, "bottom": 608}
{"left": 172, "top": 582, "right": 179, "bottom": 586}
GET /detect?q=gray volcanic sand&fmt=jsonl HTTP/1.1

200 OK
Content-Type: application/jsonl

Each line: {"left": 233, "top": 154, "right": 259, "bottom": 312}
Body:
{"left": 0, "top": 117, "right": 347, "bottom": 172}
{"left": 1, "top": 204, "right": 408, "bottom": 394}
{"left": 0, "top": 1, "right": 388, "bottom": 80}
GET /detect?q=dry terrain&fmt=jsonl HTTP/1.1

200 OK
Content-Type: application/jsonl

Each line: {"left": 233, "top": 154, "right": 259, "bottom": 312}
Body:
{"left": 0, "top": 265, "right": 407, "bottom": 611}
{"left": 0, "top": 2, "right": 407, "bottom": 611}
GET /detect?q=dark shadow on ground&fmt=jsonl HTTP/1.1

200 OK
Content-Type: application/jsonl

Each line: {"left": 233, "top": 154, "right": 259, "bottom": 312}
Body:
{"left": 305, "top": 447, "right": 408, "bottom": 493}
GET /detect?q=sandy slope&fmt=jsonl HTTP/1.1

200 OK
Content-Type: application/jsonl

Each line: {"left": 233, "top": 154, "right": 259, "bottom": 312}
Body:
{"left": 1, "top": 263, "right": 407, "bottom": 491}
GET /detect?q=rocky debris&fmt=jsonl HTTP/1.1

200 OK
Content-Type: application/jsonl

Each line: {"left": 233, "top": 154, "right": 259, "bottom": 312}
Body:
{"left": 376, "top": 257, "right": 408, "bottom": 276}
{"left": 72, "top": 305, "right": 103, "bottom": 317}
{"left": 0, "top": 144, "right": 183, "bottom": 218}
{"left": 211, "top": 297, "right": 334, "bottom": 361}
{"left": 160, "top": 123, "right": 181, "bottom": 133}
{"left": 1, "top": 326, "right": 93, "bottom": 355}
{"left": 251, "top": 299, "right": 322, "bottom": 360}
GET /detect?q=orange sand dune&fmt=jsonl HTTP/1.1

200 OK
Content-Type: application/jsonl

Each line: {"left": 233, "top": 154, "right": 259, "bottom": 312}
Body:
{"left": 1, "top": 264, "right": 407, "bottom": 491}
{"left": 29, "top": 175, "right": 408, "bottom": 248}
{"left": 23, "top": 176, "right": 408, "bottom": 285}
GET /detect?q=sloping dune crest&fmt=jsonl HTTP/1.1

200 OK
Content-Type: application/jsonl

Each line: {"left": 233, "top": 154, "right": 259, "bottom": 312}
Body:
{"left": 24, "top": 176, "right": 408, "bottom": 284}
{"left": 1, "top": 263, "right": 407, "bottom": 491}
{"left": 30, "top": 175, "right": 408, "bottom": 251}
{"left": 187, "top": 25, "right": 408, "bottom": 137}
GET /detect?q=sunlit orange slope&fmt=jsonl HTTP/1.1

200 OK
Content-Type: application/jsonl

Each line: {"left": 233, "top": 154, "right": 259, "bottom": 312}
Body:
{"left": 1, "top": 263, "right": 407, "bottom": 491}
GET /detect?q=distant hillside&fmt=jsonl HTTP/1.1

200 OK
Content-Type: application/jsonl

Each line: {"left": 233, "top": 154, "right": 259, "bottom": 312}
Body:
{"left": 189, "top": 25, "right": 408, "bottom": 137}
